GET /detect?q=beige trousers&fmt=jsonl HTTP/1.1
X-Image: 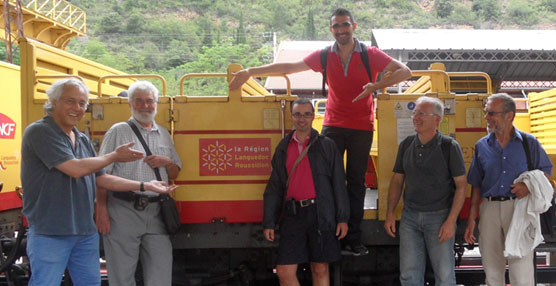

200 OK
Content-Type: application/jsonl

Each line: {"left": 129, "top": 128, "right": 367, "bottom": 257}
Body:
{"left": 478, "top": 199, "right": 534, "bottom": 286}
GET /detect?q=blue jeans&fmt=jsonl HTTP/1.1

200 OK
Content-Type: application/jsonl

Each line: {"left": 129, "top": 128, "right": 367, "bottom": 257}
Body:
{"left": 27, "top": 225, "right": 101, "bottom": 286}
{"left": 399, "top": 208, "right": 456, "bottom": 286}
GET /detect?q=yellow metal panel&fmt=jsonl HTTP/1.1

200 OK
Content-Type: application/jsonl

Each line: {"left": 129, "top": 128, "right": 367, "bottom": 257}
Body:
{"left": 0, "top": 62, "right": 21, "bottom": 194}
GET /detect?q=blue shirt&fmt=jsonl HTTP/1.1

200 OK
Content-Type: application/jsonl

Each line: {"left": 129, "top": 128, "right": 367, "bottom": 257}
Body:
{"left": 467, "top": 128, "right": 553, "bottom": 197}
{"left": 21, "top": 116, "right": 105, "bottom": 235}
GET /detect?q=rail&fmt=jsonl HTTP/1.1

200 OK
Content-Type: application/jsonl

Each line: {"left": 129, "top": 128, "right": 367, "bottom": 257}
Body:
{"left": 179, "top": 73, "right": 292, "bottom": 97}
{"left": 18, "top": 0, "right": 86, "bottom": 33}
{"left": 97, "top": 74, "right": 167, "bottom": 97}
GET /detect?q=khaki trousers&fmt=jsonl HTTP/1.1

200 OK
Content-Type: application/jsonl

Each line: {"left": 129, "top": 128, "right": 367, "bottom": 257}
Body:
{"left": 478, "top": 199, "right": 534, "bottom": 286}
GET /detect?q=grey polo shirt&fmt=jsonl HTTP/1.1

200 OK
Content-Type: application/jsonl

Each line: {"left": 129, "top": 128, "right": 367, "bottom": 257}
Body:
{"left": 393, "top": 131, "right": 466, "bottom": 211}
{"left": 99, "top": 118, "right": 182, "bottom": 196}
{"left": 21, "top": 116, "right": 104, "bottom": 235}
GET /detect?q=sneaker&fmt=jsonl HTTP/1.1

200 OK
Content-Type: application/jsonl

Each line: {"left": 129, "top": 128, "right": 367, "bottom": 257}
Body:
{"left": 342, "top": 244, "right": 369, "bottom": 256}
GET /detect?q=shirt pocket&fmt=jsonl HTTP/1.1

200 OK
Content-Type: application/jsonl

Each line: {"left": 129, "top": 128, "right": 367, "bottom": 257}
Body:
{"left": 155, "top": 145, "right": 172, "bottom": 158}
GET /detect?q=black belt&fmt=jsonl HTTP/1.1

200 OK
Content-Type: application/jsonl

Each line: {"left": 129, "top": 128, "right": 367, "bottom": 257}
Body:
{"left": 295, "top": 198, "right": 316, "bottom": 207}
{"left": 486, "top": 196, "right": 515, "bottom": 202}
{"left": 113, "top": 191, "right": 160, "bottom": 202}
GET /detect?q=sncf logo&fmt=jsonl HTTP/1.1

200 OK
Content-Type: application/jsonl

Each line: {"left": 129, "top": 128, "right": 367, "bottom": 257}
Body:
{"left": 0, "top": 113, "right": 16, "bottom": 139}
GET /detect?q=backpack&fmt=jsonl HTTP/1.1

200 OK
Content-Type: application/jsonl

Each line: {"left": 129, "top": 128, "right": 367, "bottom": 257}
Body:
{"left": 519, "top": 131, "right": 556, "bottom": 236}
{"left": 320, "top": 41, "right": 373, "bottom": 98}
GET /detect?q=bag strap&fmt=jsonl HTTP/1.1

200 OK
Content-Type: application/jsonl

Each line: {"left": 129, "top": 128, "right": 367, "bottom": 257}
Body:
{"left": 320, "top": 46, "right": 329, "bottom": 98}
{"left": 127, "top": 120, "right": 162, "bottom": 181}
{"left": 286, "top": 135, "right": 316, "bottom": 190}
{"left": 519, "top": 130, "right": 534, "bottom": 171}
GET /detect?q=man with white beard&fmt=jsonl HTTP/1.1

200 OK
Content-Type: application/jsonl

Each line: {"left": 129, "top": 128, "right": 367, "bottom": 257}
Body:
{"left": 96, "top": 81, "right": 182, "bottom": 286}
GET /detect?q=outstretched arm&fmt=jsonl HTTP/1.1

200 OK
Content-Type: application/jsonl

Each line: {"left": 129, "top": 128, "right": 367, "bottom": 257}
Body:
{"left": 353, "top": 59, "right": 412, "bottom": 103}
{"left": 56, "top": 142, "right": 144, "bottom": 178}
{"left": 229, "top": 60, "right": 310, "bottom": 90}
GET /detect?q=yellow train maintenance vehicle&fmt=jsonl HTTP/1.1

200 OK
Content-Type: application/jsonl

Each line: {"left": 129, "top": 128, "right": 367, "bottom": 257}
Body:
{"left": 1, "top": 1, "right": 556, "bottom": 285}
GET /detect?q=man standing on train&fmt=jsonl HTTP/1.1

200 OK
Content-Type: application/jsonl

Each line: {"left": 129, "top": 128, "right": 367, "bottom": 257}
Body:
{"left": 465, "top": 93, "right": 553, "bottom": 286}
{"left": 263, "top": 98, "right": 349, "bottom": 285}
{"left": 384, "top": 96, "right": 467, "bottom": 285}
{"left": 21, "top": 78, "right": 176, "bottom": 286}
{"left": 230, "top": 8, "right": 411, "bottom": 256}
{"left": 96, "top": 81, "right": 182, "bottom": 286}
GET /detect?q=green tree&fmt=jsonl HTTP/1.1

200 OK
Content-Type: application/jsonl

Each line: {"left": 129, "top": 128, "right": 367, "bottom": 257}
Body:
{"left": 506, "top": 0, "right": 538, "bottom": 26}
{"left": 236, "top": 12, "right": 246, "bottom": 45}
{"left": 435, "top": 0, "right": 454, "bottom": 18}
{"left": 304, "top": 8, "right": 317, "bottom": 40}
{"left": 97, "top": 12, "right": 122, "bottom": 34}
{"left": 472, "top": 0, "right": 501, "bottom": 21}
{"left": 126, "top": 13, "right": 146, "bottom": 34}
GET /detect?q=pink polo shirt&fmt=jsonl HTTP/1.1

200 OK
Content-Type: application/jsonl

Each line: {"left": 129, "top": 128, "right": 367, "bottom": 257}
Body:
{"left": 285, "top": 131, "right": 316, "bottom": 200}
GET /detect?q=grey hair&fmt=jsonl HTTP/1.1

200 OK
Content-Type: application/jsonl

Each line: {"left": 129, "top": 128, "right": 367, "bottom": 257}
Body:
{"left": 487, "top": 93, "right": 516, "bottom": 115}
{"left": 44, "top": 78, "right": 89, "bottom": 115}
{"left": 128, "top": 81, "right": 159, "bottom": 103}
{"left": 415, "top": 96, "right": 444, "bottom": 121}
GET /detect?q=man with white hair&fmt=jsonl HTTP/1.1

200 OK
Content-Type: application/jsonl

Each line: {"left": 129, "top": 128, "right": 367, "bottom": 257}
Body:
{"left": 384, "top": 96, "right": 467, "bottom": 285}
{"left": 96, "top": 81, "right": 182, "bottom": 286}
{"left": 21, "top": 78, "right": 176, "bottom": 286}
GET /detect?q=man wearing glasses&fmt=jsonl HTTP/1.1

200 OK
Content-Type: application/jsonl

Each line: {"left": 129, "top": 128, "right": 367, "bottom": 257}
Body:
{"left": 465, "top": 93, "right": 553, "bottom": 285}
{"left": 384, "top": 96, "right": 467, "bottom": 285}
{"left": 96, "top": 81, "right": 182, "bottom": 286}
{"left": 263, "top": 98, "right": 349, "bottom": 285}
{"left": 21, "top": 78, "right": 176, "bottom": 285}
{"left": 230, "top": 7, "right": 411, "bottom": 256}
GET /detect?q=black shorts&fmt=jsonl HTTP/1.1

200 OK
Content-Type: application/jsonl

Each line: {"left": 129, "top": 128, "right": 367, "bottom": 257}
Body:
{"left": 277, "top": 204, "right": 341, "bottom": 265}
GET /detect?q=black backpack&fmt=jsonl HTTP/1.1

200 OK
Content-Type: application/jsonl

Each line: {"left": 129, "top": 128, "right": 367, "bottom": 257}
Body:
{"left": 320, "top": 41, "right": 373, "bottom": 98}
{"left": 519, "top": 131, "right": 556, "bottom": 236}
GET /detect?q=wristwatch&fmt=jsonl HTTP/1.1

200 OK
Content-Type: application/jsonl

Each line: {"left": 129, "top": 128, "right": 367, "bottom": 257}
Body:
{"left": 140, "top": 181, "right": 145, "bottom": 192}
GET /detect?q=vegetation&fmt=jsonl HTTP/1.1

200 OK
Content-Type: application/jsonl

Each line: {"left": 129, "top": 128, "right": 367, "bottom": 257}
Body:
{"left": 3, "top": 0, "right": 555, "bottom": 95}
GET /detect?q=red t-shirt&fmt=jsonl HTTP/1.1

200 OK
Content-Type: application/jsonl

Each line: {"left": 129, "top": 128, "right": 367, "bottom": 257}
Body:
{"left": 303, "top": 45, "right": 392, "bottom": 131}
{"left": 285, "top": 132, "right": 316, "bottom": 200}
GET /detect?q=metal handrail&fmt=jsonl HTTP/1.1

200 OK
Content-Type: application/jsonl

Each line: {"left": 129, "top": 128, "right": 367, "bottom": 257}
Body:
{"left": 97, "top": 74, "right": 166, "bottom": 97}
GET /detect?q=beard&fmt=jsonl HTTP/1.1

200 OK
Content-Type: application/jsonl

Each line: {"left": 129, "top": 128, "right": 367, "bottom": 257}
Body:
{"left": 132, "top": 108, "right": 157, "bottom": 124}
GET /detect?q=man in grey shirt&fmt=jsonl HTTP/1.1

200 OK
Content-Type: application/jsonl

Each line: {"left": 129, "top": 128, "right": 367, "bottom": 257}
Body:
{"left": 384, "top": 96, "right": 467, "bottom": 286}
{"left": 96, "top": 81, "right": 182, "bottom": 286}
{"left": 21, "top": 78, "right": 176, "bottom": 286}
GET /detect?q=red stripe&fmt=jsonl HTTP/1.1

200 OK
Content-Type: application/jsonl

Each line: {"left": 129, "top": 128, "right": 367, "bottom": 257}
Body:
{"left": 178, "top": 201, "right": 263, "bottom": 223}
{"left": 0, "top": 192, "right": 22, "bottom": 212}
{"left": 175, "top": 180, "right": 268, "bottom": 185}
{"left": 174, "top": 130, "right": 285, "bottom": 135}
{"left": 455, "top": 128, "right": 487, "bottom": 132}
{"left": 92, "top": 129, "right": 291, "bottom": 136}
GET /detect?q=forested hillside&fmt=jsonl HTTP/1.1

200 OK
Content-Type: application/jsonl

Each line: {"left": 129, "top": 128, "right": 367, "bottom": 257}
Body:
{"left": 9, "top": 0, "right": 556, "bottom": 95}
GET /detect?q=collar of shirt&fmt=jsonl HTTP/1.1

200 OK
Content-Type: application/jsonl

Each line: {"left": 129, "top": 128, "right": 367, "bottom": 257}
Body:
{"left": 129, "top": 117, "right": 160, "bottom": 133}
{"left": 290, "top": 131, "right": 310, "bottom": 153}
{"left": 486, "top": 126, "right": 523, "bottom": 147}
{"left": 45, "top": 115, "right": 86, "bottom": 140}
{"left": 331, "top": 37, "right": 362, "bottom": 76}
{"left": 413, "top": 130, "right": 441, "bottom": 148}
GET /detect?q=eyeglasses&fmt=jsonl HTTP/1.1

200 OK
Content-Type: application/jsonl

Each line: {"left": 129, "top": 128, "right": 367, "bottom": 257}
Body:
{"left": 330, "top": 22, "right": 352, "bottom": 29}
{"left": 292, "top": 112, "right": 314, "bottom": 119}
{"left": 483, "top": 109, "right": 505, "bottom": 116}
{"left": 61, "top": 98, "right": 88, "bottom": 109}
{"left": 133, "top": 98, "right": 157, "bottom": 105}
{"left": 411, "top": 110, "right": 436, "bottom": 118}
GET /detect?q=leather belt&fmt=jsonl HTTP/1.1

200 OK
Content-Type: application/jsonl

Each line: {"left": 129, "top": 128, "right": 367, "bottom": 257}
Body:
{"left": 296, "top": 198, "right": 316, "bottom": 207}
{"left": 113, "top": 191, "right": 160, "bottom": 202}
{"left": 486, "top": 196, "right": 515, "bottom": 202}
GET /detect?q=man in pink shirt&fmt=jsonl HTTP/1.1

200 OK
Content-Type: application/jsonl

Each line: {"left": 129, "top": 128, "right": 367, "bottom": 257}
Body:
{"left": 230, "top": 8, "right": 411, "bottom": 255}
{"left": 263, "top": 98, "right": 349, "bottom": 285}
